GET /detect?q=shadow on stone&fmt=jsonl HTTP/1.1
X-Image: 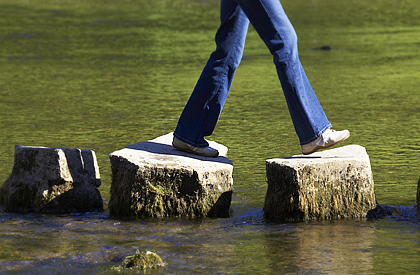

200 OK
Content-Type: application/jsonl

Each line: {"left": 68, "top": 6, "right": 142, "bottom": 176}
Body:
{"left": 126, "top": 141, "right": 232, "bottom": 165}
{"left": 207, "top": 190, "right": 233, "bottom": 218}
{"left": 109, "top": 133, "right": 234, "bottom": 218}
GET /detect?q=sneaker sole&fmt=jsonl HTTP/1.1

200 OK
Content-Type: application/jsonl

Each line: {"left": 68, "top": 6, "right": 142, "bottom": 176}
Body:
{"left": 172, "top": 141, "right": 219, "bottom": 158}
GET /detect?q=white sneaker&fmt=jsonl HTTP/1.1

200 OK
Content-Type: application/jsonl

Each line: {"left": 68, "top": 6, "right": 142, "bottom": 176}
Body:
{"left": 301, "top": 129, "right": 350, "bottom": 155}
{"left": 172, "top": 137, "right": 219, "bottom": 158}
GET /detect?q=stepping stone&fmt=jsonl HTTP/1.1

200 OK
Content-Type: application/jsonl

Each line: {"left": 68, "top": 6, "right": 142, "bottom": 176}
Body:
{"left": 0, "top": 145, "right": 103, "bottom": 213}
{"left": 264, "top": 145, "right": 376, "bottom": 221}
{"left": 108, "top": 133, "right": 233, "bottom": 218}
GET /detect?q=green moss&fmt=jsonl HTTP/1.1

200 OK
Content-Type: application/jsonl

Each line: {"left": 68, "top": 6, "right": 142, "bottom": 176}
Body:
{"left": 148, "top": 183, "right": 166, "bottom": 196}
{"left": 109, "top": 161, "right": 232, "bottom": 218}
{"left": 111, "top": 250, "right": 167, "bottom": 272}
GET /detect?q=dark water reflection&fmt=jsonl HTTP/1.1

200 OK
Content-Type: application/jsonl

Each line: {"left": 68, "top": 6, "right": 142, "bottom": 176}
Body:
{"left": 1, "top": 208, "right": 419, "bottom": 274}
{"left": 1, "top": 0, "right": 420, "bottom": 273}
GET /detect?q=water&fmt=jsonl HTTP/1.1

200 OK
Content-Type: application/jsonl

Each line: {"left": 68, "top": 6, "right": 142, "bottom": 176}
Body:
{"left": 1, "top": 0, "right": 420, "bottom": 273}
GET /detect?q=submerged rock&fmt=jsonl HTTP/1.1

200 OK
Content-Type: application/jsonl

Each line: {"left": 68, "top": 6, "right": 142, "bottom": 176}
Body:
{"left": 264, "top": 145, "right": 376, "bottom": 221}
{"left": 111, "top": 250, "right": 167, "bottom": 271}
{"left": 0, "top": 145, "right": 103, "bottom": 213}
{"left": 367, "top": 204, "right": 417, "bottom": 219}
{"left": 108, "top": 133, "right": 233, "bottom": 218}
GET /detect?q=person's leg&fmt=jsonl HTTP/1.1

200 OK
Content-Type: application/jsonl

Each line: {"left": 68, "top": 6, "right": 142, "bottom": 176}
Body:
{"left": 174, "top": 0, "right": 250, "bottom": 148}
{"left": 236, "top": 0, "right": 332, "bottom": 145}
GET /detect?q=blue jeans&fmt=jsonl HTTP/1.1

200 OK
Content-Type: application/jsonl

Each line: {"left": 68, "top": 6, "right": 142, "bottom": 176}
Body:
{"left": 174, "top": 0, "right": 331, "bottom": 147}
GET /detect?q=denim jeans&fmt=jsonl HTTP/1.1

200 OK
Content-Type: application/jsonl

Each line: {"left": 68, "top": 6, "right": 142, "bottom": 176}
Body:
{"left": 174, "top": 0, "right": 331, "bottom": 147}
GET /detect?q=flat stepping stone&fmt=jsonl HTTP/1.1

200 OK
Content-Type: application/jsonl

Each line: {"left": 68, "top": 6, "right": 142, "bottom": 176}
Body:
{"left": 108, "top": 133, "right": 233, "bottom": 218}
{"left": 264, "top": 145, "right": 376, "bottom": 221}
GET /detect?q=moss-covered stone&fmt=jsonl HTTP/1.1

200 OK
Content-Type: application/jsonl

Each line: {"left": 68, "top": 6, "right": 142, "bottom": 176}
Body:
{"left": 111, "top": 250, "right": 167, "bottom": 271}
{"left": 264, "top": 145, "right": 376, "bottom": 221}
{"left": 109, "top": 133, "right": 233, "bottom": 218}
{"left": 0, "top": 145, "right": 103, "bottom": 213}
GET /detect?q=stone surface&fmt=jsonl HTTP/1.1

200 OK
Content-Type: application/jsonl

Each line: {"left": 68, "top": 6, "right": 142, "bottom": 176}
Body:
{"left": 0, "top": 145, "right": 103, "bottom": 213}
{"left": 108, "top": 133, "right": 233, "bottom": 218}
{"left": 264, "top": 145, "right": 376, "bottom": 221}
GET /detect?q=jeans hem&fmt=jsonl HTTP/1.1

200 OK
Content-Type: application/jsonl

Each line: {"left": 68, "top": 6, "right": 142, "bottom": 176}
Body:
{"left": 300, "top": 124, "right": 331, "bottom": 146}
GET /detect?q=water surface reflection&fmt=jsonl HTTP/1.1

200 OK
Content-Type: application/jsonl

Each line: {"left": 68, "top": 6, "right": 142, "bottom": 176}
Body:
{"left": 1, "top": 0, "right": 420, "bottom": 273}
{"left": 2, "top": 210, "right": 419, "bottom": 274}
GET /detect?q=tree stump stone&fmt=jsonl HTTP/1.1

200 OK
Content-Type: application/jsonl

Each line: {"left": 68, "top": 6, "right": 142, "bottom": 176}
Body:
{"left": 0, "top": 145, "right": 103, "bottom": 213}
{"left": 264, "top": 145, "right": 376, "bottom": 221}
{"left": 108, "top": 133, "right": 233, "bottom": 218}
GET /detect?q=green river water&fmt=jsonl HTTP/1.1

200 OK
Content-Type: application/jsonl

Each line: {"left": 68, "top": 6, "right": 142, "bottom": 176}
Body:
{"left": 1, "top": 0, "right": 420, "bottom": 273}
